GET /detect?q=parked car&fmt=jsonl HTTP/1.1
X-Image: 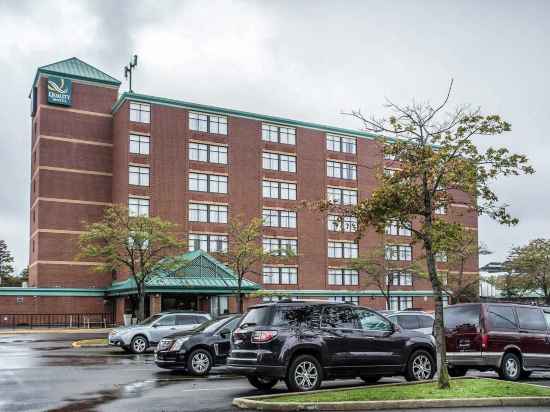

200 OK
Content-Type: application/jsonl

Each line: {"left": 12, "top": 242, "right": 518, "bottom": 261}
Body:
{"left": 387, "top": 311, "right": 434, "bottom": 335}
{"left": 227, "top": 300, "right": 436, "bottom": 392}
{"left": 445, "top": 303, "right": 550, "bottom": 381}
{"left": 108, "top": 311, "right": 211, "bottom": 354}
{"left": 155, "top": 314, "right": 242, "bottom": 375}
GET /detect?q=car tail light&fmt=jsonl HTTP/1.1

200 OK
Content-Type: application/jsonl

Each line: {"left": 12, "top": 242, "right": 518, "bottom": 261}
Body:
{"left": 252, "top": 330, "right": 278, "bottom": 343}
{"left": 481, "top": 333, "right": 489, "bottom": 350}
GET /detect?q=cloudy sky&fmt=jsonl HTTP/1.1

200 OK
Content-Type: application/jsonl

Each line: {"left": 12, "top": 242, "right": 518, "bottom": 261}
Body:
{"left": 0, "top": 0, "right": 548, "bottom": 272}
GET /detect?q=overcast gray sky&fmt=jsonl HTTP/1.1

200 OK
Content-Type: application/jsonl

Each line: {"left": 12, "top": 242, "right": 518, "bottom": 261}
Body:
{"left": 0, "top": 0, "right": 548, "bottom": 273}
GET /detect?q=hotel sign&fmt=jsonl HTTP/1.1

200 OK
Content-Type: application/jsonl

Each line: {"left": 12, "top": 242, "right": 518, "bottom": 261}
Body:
{"left": 47, "top": 76, "right": 72, "bottom": 106}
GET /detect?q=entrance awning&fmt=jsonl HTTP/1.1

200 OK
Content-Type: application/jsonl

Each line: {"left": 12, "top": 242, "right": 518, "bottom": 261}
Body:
{"left": 106, "top": 250, "right": 260, "bottom": 297}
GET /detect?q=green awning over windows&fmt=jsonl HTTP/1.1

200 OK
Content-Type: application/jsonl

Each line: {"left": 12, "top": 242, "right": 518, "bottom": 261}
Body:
{"left": 106, "top": 250, "right": 260, "bottom": 296}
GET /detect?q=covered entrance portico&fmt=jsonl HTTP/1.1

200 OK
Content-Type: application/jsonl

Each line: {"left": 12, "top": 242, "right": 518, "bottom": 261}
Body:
{"left": 107, "top": 250, "right": 259, "bottom": 321}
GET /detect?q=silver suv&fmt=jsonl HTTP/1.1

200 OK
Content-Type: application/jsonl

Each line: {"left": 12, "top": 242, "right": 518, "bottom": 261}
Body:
{"left": 109, "top": 311, "right": 211, "bottom": 353}
{"left": 386, "top": 311, "right": 434, "bottom": 335}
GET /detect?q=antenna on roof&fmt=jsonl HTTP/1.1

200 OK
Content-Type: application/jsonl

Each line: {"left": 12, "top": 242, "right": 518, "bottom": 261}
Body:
{"left": 124, "top": 54, "right": 138, "bottom": 93}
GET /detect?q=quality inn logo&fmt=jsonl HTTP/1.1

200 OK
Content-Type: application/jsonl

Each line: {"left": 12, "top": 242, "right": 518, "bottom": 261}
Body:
{"left": 47, "top": 76, "right": 72, "bottom": 106}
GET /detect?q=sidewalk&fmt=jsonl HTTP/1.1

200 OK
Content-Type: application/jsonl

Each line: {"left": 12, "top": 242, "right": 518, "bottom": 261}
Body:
{"left": 0, "top": 327, "right": 112, "bottom": 335}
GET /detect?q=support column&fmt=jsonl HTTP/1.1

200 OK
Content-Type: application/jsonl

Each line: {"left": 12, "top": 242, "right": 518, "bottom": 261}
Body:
{"left": 150, "top": 294, "right": 162, "bottom": 315}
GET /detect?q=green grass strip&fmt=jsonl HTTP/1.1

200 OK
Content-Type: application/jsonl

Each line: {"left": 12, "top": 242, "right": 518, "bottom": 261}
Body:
{"left": 264, "top": 379, "right": 550, "bottom": 403}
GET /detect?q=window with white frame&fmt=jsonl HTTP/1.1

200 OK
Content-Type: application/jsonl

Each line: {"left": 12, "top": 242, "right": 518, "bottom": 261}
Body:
{"left": 388, "top": 296, "right": 413, "bottom": 311}
{"left": 262, "top": 152, "right": 296, "bottom": 173}
{"left": 328, "top": 241, "right": 358, "bottom": 259}
{"left": 263, "top": 266, "right": 298, "bottom": 285}
{"left": 262, "top": 295, "right": 287, "bottom": 302}
{"left": 385, "top": 244, "right": 412, "bottom": 261}
{"left": 386, "top": 271, "right": 413, "bottom": 286}
{"left": 189, "top": 203, "right": 228, "bottom": 223}
{"left": 385, "top": 220, "right": 412, "bottom": 236}
{"left": 262, "top": 124, "right": 296, "bottom": 145}
{"left": 128, "top": 197, "right": 149, "bottom": 217}
{"left": 435, "top": 252, "right": 448, "bottom": 262}
{"left": 328, "top": 296, "right": 359, "bottom": 305}
{"left": 327, "top": 161, "right": 357, "bottom": 180}
{"left": 263, "top": 237, "right": 297, "bottom": 256}
{"left": 326, "top": 187, "right": 357, "bottom": 205}
{"left": 129, "top": 134, "right": 150, "bottom": 155}
{"left": 129, "top": 165, "right": 150, "bottom": 186}
{"left": 326, "top": 135, "right": 356, "bottom": 154}
{"left": 328, "top": 269, "right": 359, "bottom": 285}
{"left": 189, "top": 112, "right": 227, "bottom": 135}
{"left": 188, "top": 233, "right": 228, "bottom": 253}
{"left": 129, "top": 102, "right": 150, "bottom": 123}
{"left": 262, "top": 209, "right": 297, "bottom": 228}
{"left": 435, "top": 205, "right": 447, "bottom": 215}
{"left": 189, "top": 173, "right": 227, "bottom": 193}
{"left": 327, "top": 215, "right": 357, "bottom": 232}
{"left": 262, "top": 180, "right": 296, "bottom": 200}
{"left": 189, "top": 142, "right": 227, "bottom": 164}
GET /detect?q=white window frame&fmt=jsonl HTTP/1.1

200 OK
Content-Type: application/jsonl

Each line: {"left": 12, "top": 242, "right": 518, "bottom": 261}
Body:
{"left": 385, "top": 244, "right": 412, "bottom": 261}
{"left": 328, "top": 296, "right": 359, "bottom": 305}
{"left": 129, "top": 134, "right": 150, "bottom": 155}
{"left": 328, "top": 241, "right": 358, "bottom": 259}
{"left": 263, "top": 237, "right": 297, "bottom": 256}
{"left": 189, "top": 203, "right": 228, "bottom": 223}
{"left": 326, "top": 134, "right": 356, "bottom": 154}
{"left": 263, "top": 266, "right": 298, "bottom": 285}
{"left": 327, "top": 160, "right": 357, "bottom": 180}
{"left": 188, "top": 233, "right": 228, "bottom": 253}
{"left": 262, "top": 124, "right": 296, "bottom": 145}
{"left": 129, "top": 165, "right": 150, "bottom": 186}
{"left": 128, "top": 197, "right": 149, "bottom": 217}
{"left": 328, "top": 269, "right": 359, "bottom": 286}
{"left": 385, "top": 220, "right": 412, "bottom": 236}
{"left": 386, "top": 271, "right": 413, "bottom": 286}
{"left": 189, "top": 173, "right": 228, "bottom": 193}
{"left": 327, "top": 187, "right": 357, "bottom": 205}
{"left": 189, "top": 111, "right": 227, "bottom": 135}
{"left": 327, "top": 215, "right": 357, "bottom": 232}
{"left": 262, "top": 209, "right": 297, "bottom": 228}
{"left": 262, "top": 180, "right": 296, "bottom": 200}
{"left": 189, "top": 142, "right": 227, "bottom": 164}
{"left": 129, "top": 102, "right": 151, "bottom": 123}
{"left": 388, "top": 296, "right": 413, "bottom": 311}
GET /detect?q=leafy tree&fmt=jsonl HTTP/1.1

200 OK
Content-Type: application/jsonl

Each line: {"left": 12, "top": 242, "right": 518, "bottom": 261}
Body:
{"left": 351, "top": 247, "right": 420, "bottom": 310}
{"left": 78, "top": 205, "right": 186, "bottom": 320}
{"left": 328, "top": 81, "right": 534, "bottom": 389}
{"left": 0, "top": 266, "right": 29, "bottom": 287}
{"left": 505, "top": 239, "right": 550, "bottom": 304}
{"left": 226, "top": 217, "right": 295, "bottom": 313}
{"left": 0, "top": 240, "right": 14, "bottom": 285}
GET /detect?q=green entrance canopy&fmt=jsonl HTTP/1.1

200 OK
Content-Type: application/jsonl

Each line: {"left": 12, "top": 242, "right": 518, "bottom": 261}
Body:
{"left": 106, "top": 250, "right": 260, "bottom": 296}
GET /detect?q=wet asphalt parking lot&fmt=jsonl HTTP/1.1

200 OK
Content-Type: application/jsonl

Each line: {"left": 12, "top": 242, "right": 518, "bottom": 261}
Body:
{"left": 2, "top": 332, "right": 550, "bottom": 412}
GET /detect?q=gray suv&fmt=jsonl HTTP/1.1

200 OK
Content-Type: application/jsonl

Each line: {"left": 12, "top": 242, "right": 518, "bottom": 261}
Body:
{"left": 109, "top": 311, "right": 211, "bottom": 353}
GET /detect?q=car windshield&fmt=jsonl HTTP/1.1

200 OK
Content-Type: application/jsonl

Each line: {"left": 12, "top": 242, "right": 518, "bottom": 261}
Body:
{"left": 139, "top": 314, "right": 162, "bottom": 326}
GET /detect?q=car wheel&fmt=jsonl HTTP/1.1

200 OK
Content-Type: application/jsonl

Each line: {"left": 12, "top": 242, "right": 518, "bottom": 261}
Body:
{"left": 405, "top": 350, "right": 435, "bottom": 382}
{"left": 498, "top": 353, "right": 521, "bottom": 381}
{"left": 448, "top": 366, "right": 468, "bottom": 377}
{"left": 285, "top": 354, "right": 322, "bottom": 392}
{"left": 360, "top": 376, "right": 382, "bottom": 384}
{"left": 130, "top": 335, "right": 149, "bottom": 354}
{"left": 247, "top": 376, "right": 278, "bottom": 391}
{"left": 187, "top": 349, "right": 212, "bottom": 376}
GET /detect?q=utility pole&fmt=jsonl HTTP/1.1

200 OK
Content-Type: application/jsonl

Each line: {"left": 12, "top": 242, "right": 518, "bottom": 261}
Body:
{"left": 124, "top": 55, "right": 138, "bottom": 93}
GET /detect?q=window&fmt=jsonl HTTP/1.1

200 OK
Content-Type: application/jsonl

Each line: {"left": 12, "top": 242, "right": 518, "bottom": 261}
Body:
{"left": 488, "top": 305, "right": 517, "bottom": 330}
{"left": 387, "top": 272, "right": 413, "bottom": 286}
{"left": 326, "top": 134, "right": 356, "bottom": 154}
{"left": 388, "top": 296, "right": 413, "bottom": 311}
{"left": 385, "top": 244, "right": 412, "bottom": 261}
{"left": 129, "top": 166, "right": 149, "bottom": 186}
{"left": 327, "top": 296, "right": 359, "bottom": 305}
{"left": 395, "top": 315, "right": 420, "bottom": 330}
{"left": 263, "top": 237, "right": 297, "bottom": 256}
{"left": 262, "top": 124, "right": 296, "bottom": 145}
{"left": 262, "top": 152, "right": 296, "bottom": 173}
{"left": 328, "top": 269, "right": 359, "bottom": 285}
{"left": 384, "top": 168, "right": 397, "bottom": 177}
{"left": 189, "top": 112, "right": 227, "bottom": 135}
{"left": 385, "top": 220, "right": 411, "bottom": 236}
{"left": 156, "top": 315, "right": 176, "bottom": 327}
{"left": 327, "top": 215, "right": 357, "bottom": 232}
{"left": 128, "top": 197, "right": 149, "bottom": 217}
{"left": 516, "top": 307, "right": 547, "bottom": 331}
{"left": 327, "top": 161, "right": 357, "bottom": 180}
{"left": 129, "top": 134, "right": 150, "bottom": 155}
{"left": 435, "top": 252, "right": 448, "bottom": 263}
{"left": 262, "top": 209, "right": 297, "bottom": 228}
{"left": 328, "top": 241, "right": 358, "bottom": 259}
{"left": 129, "top": 102, "right": 150, "bottom": 123}
{"left": 189, "top": 142, "right": 227, "bottom": 164}
{"left": 262, "top": 180, "right": 296, "bottom": 200}
{"left": 263, "top": 266, "right": 298, "bottom": 285}
{"left": 435, "top": 205, "right": 447, "bottom": 215}
{"left": 384, "top": 151, "right": 396, "bottom": 160}
{"left": 188, "top": 233, "right": 228, "bottom": 253}
{"left": 189, "top": 203, "right": 228, "bottom": 223}
{"left": 356, "top": 309, "right": 392, "bottom": 331}
{"left": 327, "top": 187, "right": 357, "bottom": 205}
{"left": 189, "top": 173, "right": 227, "bottom": 193}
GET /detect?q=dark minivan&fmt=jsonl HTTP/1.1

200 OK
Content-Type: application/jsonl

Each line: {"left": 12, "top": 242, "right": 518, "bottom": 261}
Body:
{"left": 227, "top": 300, "right": 436, "bottom": 392}
{"left": 445, "top": 303, "right": 550, "bottom": 380}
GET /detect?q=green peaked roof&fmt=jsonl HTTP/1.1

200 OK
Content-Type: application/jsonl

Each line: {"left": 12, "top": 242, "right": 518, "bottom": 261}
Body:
{"left": 107, "top": 250, "right": 260, "bottom": 296}
{"left": 32, "top": 57, "right": 121, "bottom": 89}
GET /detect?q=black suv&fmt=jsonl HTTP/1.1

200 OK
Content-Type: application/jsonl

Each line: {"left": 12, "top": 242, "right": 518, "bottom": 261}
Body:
{"left": 227, "top": 301, "right": 436, "bottom": 392}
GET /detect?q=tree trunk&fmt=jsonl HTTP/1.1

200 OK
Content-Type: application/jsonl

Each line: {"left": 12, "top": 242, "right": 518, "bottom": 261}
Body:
{"left": 425, "top": 240, "right": 450, "bottom": 389}
{"left": 237, "top": 276, "right": 244, "bottom": 313}
{"left": 137, "top": 283, "right": 146, "bottom": 322}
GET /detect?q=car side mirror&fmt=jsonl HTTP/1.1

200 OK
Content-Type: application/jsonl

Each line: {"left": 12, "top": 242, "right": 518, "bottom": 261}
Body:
{"left": 219, "top": 328, "right": 231, "bottom": 338}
